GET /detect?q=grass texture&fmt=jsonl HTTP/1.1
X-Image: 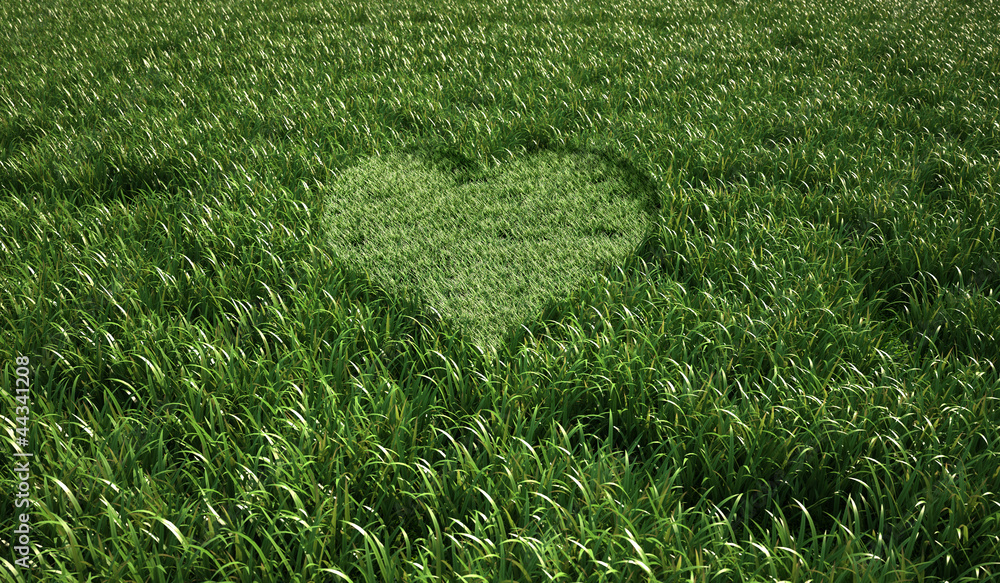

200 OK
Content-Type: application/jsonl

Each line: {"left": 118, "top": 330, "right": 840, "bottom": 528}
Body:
{"left": 322, "top": 145, "right": 659, "bottom": 356}
{"left": 1, "top": 0, "right": 999, "bottom": 581}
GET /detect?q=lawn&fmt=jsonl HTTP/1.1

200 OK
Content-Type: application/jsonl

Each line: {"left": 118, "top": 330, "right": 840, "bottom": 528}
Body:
{"left": 1, "top": 0, "right": 999, "bottom": 581}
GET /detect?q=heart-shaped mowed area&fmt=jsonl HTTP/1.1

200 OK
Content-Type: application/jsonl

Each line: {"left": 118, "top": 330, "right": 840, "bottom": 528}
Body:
{"left": 322, "top": 145, "right": 660, "bottom": 354}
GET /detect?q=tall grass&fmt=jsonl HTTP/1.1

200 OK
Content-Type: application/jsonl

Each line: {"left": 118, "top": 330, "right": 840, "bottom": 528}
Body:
{"left": 1, "top": 0, "right": 999, "bottom": 581}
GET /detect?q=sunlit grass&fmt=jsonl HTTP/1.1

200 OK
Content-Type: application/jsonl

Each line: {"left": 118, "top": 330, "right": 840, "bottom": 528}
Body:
{"left": 1, "top": 0, "right": 999, "bottom": 581}
{"left": 321, "top": 145, "right": 660, "bottom": 356}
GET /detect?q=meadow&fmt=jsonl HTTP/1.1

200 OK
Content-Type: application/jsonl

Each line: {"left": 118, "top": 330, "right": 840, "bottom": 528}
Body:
{"left": 1, "top": 0, "right": 999, "bottom": 581}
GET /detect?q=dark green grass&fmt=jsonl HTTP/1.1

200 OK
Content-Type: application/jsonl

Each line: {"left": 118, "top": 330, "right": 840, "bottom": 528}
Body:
{"left": 1, "top": 0, "right": 999, "bottom": 581}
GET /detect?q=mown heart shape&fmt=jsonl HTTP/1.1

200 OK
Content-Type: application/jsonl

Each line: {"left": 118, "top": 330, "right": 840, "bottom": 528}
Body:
{"left": 322, "top": 143, "right": 660, "bottom": 355}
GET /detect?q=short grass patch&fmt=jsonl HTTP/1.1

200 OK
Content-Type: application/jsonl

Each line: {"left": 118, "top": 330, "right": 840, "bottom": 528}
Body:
{"left": 322, "top": 143, "right": 659, "bottom": 356}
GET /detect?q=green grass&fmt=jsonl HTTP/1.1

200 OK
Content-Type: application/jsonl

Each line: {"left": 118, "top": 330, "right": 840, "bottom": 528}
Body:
{"left": 321, "top": 145, "right": 660, "bottom": 356}
{"left": 1, "top": 0, "right": 999, "bottom": 581}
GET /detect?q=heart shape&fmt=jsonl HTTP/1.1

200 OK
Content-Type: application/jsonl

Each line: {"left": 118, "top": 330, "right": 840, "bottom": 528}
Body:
{"left": 322, "top": 144, "right": 660, "bottom": 354}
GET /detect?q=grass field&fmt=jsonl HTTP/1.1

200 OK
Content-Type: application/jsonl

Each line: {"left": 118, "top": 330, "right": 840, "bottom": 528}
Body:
{"left": 1, "top": 0, "right": 999, "bottom": 581}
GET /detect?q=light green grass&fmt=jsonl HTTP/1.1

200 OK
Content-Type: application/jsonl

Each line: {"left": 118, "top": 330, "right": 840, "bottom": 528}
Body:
{"left": 1, "top": 0, "right": 999, "bottom": 581}
{"left": 322, "top": 145, "right": 659, "bottom": 356}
